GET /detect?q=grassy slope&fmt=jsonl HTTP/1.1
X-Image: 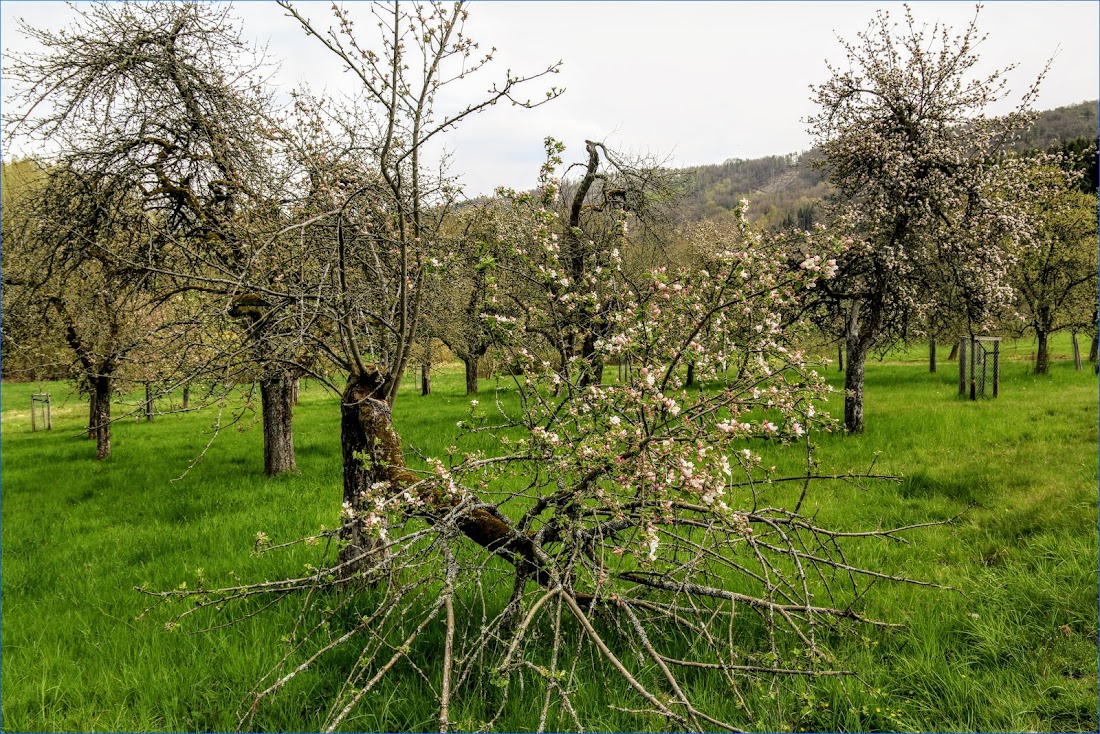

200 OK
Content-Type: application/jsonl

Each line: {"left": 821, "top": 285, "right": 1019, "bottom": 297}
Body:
{"left": 2, "top": 334, "right": 1096, "bottom": 732}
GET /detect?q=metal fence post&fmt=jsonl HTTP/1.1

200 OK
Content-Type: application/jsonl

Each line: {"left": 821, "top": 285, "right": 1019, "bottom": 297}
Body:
{"left": 958, "top": 336, "right": 967, "bottom": 397}
{"left": 992, "top": 340, "right": 1000, "bottom": 398}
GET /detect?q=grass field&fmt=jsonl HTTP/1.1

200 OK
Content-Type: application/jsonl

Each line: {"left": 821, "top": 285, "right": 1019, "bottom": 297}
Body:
{"left": 2, "top": 334, "right": 1097, "bottom": 732}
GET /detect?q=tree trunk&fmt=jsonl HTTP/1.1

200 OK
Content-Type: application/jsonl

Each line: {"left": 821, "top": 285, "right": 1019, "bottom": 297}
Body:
{"left": 421, "top": 363, "right": 431, "bottom": 396}
{"left": 1035, "top": 330, "right": 1050, "bottom": 375}
{"left": 948, "top": 342, "right": 958, "bottom": 361}
{"left": 260, "top": 369, "right": 297, "bottom": 476}
{"left": 182, "top": 384, "right": 190, "bottom": 410}
{"left": 958, "top": 337, "right": 967, "bottom": 397}
{"left": 569, "top": 141, "right": 603, "bottom": 392}
{"left": 1089, "top": 335, "right": 1098, "bottom": 363}
{"left": 144, "top": 381, "right": 155, "bottom": 422}
{"left": 464, "top": 356, "right": 479, "bottom": 396}
{"left": 578, "top": 333, "right": 605, "bottom": 388}
{"left": 88, "top": 390, "right": 97, "bottom": 440}
{"left": 384, "top": 371, "right": 403, "bottom": 409}
{"left": 338, "top": 369, "right": 554, "bottom": 586}
{"left": 685, "top": 362, "right": 696, "bottom": 388}
{"left": 844, "top": 339, "right": 869, "bottom": 435}
{"left": 1072, "top": 333, "right": 1082, "bottom": 371}
{"left": 92, "top": 375, "right": 111, "bottom": 460}
{"left": 291, "top": 375, "right": 300, "bottom": 406}
{"left": 581, "top": 359, "right": 604, "bottom": 388}
{"left": 837, "top": 342, "right": 844, "bottom": 372}
{"left": 339, "top": 370, "right": 411, "bottom": 578}
{"left": 844, "top": 301, "right": 870, "bottom": 434}
{"left": 929, "top": 339, "right": 937, "bottom": 373}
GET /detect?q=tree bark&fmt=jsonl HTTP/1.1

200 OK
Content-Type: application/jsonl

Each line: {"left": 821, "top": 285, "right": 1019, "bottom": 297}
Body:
{"left": 948, "top": 342, "right": 958, "bottom": 361}
{"left": 464, "top": 356, "right": 479, "bottom": 396}
{"left": 685, "top": 362, "right": 696, "bottom": 388}
{"left": 958, "top": 337, "right": 967, "bottom": 397}
{"left": 1072, "top": 333, "right": 1082, "bottom": 371}
{"left": 568, "top": 141, "right": 607, "bottom": 391}
{"left": 844, "top": 301, "right": 870, "bottom": 434}
{"left": 837, "top": 342, "right": 844, "bottom": 372}
{"left": 88, "top": 390, "right": 98, "bottom": 440}
{"left": 844, "top": 338, "right": 869, "bottom": 435}
{"left": 340, "top": 370, "right": 403, "bottom": 577}
{"left": 478, "top": 356, "right": 495, "bottom": 380}
{"left": 182, "top": 384, "right": 190, "bottom": 410}
{"left": 1035, "top": 330, "right": 1050, "bottom": 375}
{"left": 929, "top": 339, "right": 937, "bottom": 373}
{"left": 1089, "top": 335, "right": 1098, "bottom": 363}
{"left": 144, "top": 381, "right": 155, "bottom": 422}
{"left": 578, "top": 333, "right": 605, "bottom": 388}
{"left": 290, "top": 375, "right": 300, "bottom": 406}
{"left": 92, "top": 375, "right": 111, "bottom": 460}
{"left": 338, "top": 369, "right": 553, "bottom": 585}
{"left": 260, "top": 369, "right": 297, "bottom": 476}
{"left": 421, "top": 363, "right": 431, "bottom": 396}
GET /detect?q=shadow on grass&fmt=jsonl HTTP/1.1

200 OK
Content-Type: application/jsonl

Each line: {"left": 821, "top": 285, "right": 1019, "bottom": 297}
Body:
{"left": 898, "top": 471, "right": 986, "bottom": 504}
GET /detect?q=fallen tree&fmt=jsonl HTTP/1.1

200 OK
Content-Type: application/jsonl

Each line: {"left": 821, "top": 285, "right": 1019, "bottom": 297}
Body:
{"left": 139, "top": 181, "right": 947, "bottom": 732}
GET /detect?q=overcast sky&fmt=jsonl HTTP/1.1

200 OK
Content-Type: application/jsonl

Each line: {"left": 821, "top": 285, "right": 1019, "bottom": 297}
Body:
{"left": 2, "top": 1, "right": 1097, "bottom": 196}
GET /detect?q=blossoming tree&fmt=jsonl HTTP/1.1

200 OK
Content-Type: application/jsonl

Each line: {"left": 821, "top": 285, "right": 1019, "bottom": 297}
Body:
{"left": 1010, "top": 155, "right": 1099, "bottom": 374}
{"left": 807, "top": 4, "right": 1044, "bottom": 432}
{"left": 264, "top": 0, "right": 562, "bottom": 574}
{"left": 143, "top": 148, "right": 941, "bottom": 732}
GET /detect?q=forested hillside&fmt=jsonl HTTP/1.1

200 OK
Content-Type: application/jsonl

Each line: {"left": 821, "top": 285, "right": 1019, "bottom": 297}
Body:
{"left": 1016, "top": 99, "right": 1099, "bottom": 150}
{"left": 677, "top": 100, "right": 1098, "bottom": 228}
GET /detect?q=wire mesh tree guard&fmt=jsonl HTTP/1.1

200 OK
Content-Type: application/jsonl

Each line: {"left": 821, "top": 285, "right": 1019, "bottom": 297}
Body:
{"left": 958, "top": 336, "right": 1001, "bottom": 400}
{"left": 31, "top": 393, "right": 52, "bottom": 431}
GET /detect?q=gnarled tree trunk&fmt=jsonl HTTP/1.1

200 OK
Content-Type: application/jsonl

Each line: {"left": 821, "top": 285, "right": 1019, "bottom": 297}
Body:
{"left": 261, "top": 369, "right": 297, "bottom": 476}
{"left": 338, "top": 369, "right": 550, "bottom": 583}
{"left": 340, "top": 370, "right": 405, "bottom": 578}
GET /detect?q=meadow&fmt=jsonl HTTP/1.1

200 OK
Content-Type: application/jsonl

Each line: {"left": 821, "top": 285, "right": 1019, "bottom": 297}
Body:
{"left": 2, "top": 334, "right": 1097, "bottom": 732}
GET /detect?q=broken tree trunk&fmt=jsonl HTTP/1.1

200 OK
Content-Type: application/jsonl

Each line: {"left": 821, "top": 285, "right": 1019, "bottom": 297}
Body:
{"left": 338, "top": 368, "right": 552, "bottom": 583}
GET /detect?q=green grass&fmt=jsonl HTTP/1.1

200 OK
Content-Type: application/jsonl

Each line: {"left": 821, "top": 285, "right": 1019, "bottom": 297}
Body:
{"left": 2, "top": 334, "right": 1097, "bottom": 732}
